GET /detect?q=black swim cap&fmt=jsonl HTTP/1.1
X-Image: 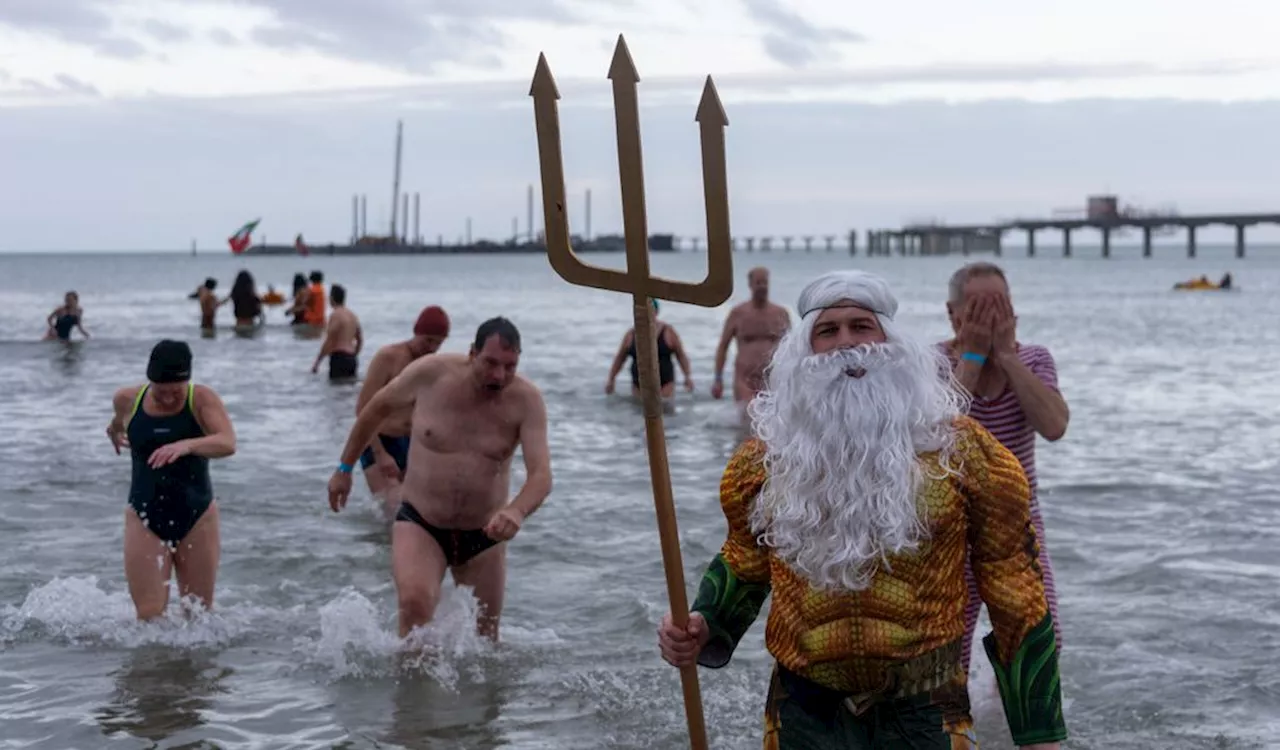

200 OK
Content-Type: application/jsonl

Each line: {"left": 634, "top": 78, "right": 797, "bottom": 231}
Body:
{"left": 147, "top": 339, "right": 192, "bottom": 383}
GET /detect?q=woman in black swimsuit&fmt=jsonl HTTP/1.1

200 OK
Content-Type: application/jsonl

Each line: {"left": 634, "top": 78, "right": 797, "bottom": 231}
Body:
{"left": 105, "top": 340, "right": 237, "bottom": 620}
{"left": 227, "top": 270, "right": 265, "bottom": 335}
{"left": 604, "top": 299, "right": 695, "bottom": 398}
{"left": 44, "top": 291, "right": 89, "bottom": 341}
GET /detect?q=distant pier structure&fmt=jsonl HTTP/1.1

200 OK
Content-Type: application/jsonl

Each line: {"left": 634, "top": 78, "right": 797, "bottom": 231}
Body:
{"left": 865, "top": 195, "right": 1280, "bottom": 258}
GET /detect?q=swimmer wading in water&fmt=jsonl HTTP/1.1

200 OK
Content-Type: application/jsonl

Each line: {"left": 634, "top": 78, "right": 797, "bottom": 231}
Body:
{"left": 327, "top": 317, "right": 552, "bottom": 642}
{"left": 106, "top": 340, "right": 236, "bottom": 620}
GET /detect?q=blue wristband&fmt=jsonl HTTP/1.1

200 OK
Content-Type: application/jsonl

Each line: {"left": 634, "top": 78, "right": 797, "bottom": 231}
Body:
{"left": 337, "top": 461, "right": 353, "bottom": 473}
{"left": 961, "top": 351, "right": 987, "bottom": 365}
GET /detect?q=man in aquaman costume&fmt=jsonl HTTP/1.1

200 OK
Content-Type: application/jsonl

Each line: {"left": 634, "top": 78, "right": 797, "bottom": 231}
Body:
{"left": 657, "top": 270, "right": 1066, "bottom": 749}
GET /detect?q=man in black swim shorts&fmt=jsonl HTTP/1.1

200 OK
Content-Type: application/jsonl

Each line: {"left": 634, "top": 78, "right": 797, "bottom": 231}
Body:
{"left": 327, "top": 317, "right": 553, "bottom": 642}
{"left": 311, "top": 284, "right": 362, "bottom": 380}
{"left": 354, "top": 305, "right": 451, "bottom": 519}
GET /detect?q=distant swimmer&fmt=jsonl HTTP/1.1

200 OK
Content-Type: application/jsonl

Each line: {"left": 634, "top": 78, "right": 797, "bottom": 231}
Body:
{"left": 311, "top": 284, "right": 362, "bottom": 379}
{"left": 228, "top": 270, "right": 265, "bottom": 330}
{"left": 287, "top": 271, "right": 327, "bottom": 333}
{"left": 105, "top": 340, "right": 236, "bottom": 620}
{"left": 194, "top": 278, "right": 219, "bottom": 334}
{"left": 45, "top": 290, "right": 89, "bottom": 341}
{"left": 286, "top": 273, "right": 307, "bottom": 325}
{"left": 354, "top": 305, "right": 451, "bottom": 519}
{"left": 604, "top": 299, "right": 694, "bottom": 399}
{"left": 328, "top": 317, "right": 552, "bottom": 641}
{"left": 711, "top": 267, "right": 791, "bottom": 411}
{"left": 261, "top": 285, "right": 286, "bottom": 306}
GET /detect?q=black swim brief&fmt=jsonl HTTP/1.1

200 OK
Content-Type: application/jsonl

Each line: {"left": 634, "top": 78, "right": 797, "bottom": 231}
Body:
{"left": 360, "top": 434, "right": 411, "bottom": 472}
{"left": 395, "top": 502, "right": 500, "bottom": 567}
{"left": 329, "top": 351, "right": 358, "bottom": 380}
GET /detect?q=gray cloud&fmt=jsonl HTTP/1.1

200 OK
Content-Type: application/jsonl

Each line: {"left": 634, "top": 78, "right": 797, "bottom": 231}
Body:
{"left": 0, "top": 0, "right": 147, "bottom": 59}
{"left": 53, "top": 74, "right": 100, "bottom": 97}
{"left": 141, "top": 18, "right": 191, "bottom": 43}
{"left": 208, "top": 27, "right": 240, "bottom": 46}
{"left": 226, "top": 0, "right": 618, "bottom": 72}
{"left": 152, "top": 57, "right": 1277, "bottom": 114}
{"left": 739, "top": 0, "right": 865, "bottom": 67}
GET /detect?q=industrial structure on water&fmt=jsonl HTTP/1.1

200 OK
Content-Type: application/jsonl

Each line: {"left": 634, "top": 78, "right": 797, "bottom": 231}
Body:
{"left": 243, "top": 120, "right": 673, "bottom": 256}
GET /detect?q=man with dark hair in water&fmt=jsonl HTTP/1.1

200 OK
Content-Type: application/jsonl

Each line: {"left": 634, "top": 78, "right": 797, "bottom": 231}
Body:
{"left": 311, "top": 284, "right": 362, "bottom": 380}
{"left": 354, "top": 305, "right": 451, "bottom": 518}
{"left": 106, "top": 339, "right": 236, "bottom": 620}
{"left": 327, "top": 316, "right": 552, "bottom": 641}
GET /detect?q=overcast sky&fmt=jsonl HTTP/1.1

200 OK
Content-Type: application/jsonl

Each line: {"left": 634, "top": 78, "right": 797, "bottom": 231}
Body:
{"left": 2, "top": 0, "right": 1278, "bottom": 252}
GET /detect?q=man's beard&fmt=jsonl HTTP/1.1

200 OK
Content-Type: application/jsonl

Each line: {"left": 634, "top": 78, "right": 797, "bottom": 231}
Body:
{"left": 747, "top": 342, "right": 966, "bottom": 593}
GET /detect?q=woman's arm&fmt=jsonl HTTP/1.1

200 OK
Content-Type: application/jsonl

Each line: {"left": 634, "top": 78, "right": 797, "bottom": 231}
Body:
{"left": 666, "top": 326, "right": 694, "bottom": 388}
{"left": 606, "top": 331, "right": 634, "bottom": 386}
{"left": 189, "top": 386, "right": 237, "bottom": 458}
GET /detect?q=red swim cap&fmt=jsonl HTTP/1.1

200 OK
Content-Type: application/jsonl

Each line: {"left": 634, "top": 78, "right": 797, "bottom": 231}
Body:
{"left": 413, "top": 306, "right": 450, "bottom": 337}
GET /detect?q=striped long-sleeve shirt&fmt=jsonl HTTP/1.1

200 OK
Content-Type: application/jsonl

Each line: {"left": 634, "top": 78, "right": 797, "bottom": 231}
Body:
{"left": 939, "top": 342, "right": 1063, "bottom": 670}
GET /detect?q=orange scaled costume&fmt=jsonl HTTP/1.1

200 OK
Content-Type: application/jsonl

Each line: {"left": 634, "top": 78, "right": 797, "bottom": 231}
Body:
{"left": 690, "top": 416, "right": 1067, "bottom": 749}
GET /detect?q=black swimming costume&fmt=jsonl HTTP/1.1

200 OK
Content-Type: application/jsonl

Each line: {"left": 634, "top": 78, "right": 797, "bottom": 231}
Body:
{"left": 395, "top": 502, "right": 500, "bottom": 567}
{"left": 359, "top": 434, "right": 411, "bottom": 472}
{"left": 53, "top": 313, "right": 78, "bottom": 340}
{"left": 628, "top": 323, "right": 676, "bottom": 388}
{"left": 329, "top": 351, "right": 358, "bottom": 380}
{"left": 126, "top": 384, "right": 213, "bottom": 547}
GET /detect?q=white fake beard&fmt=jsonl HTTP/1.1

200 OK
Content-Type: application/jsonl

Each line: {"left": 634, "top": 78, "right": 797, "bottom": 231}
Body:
{"left": 747, "top": 342, "right": 966, "bottom": 593}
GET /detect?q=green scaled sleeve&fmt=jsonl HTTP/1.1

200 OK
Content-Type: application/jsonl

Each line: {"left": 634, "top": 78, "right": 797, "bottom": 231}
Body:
{"left": 689, "top": 554, "right": 771, "bottom": 668}
{"left": 982, "top": 612, "right": 1068, "bottom": 745}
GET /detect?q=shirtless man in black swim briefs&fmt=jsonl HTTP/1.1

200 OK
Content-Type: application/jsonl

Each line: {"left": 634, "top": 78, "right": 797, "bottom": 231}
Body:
{"left": 328, "top": 317, "right": 552, "bottom": 641}
{"left": 354, "top": 305, "right": 451, "bottom": 518}
{"left": 311, "top": 284, "right": 362, "bottom": 380}
{"left": 105, "top": 340, "right": 236, "bottom": 620}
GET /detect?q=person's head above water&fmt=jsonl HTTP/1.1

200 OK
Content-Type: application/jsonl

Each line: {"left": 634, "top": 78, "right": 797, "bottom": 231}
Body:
{"left": 330, "top": 284, "right": 346, "bottom": 306}
{"left": 64, "top": 290, "right": 79, "bottom": 307}
{"left": 203, "top": 277, "right": 217, "bottom": 291}
{"left": 308, "top": 270, "right": 324, "bottom": 284}
{"left": 292, "top": 274, "right": 306, "bottom": 294}
{"left": 468, "top": 316, "right": 521, "bottom": 394}
{"left": 146, "top": 339, "right": 193, "bottom": 411}
{"left": 411, "top": 305, "right": 449, "bottom": 354}
{"left": 748, "top": 266, "right": 770, "bottom": 305}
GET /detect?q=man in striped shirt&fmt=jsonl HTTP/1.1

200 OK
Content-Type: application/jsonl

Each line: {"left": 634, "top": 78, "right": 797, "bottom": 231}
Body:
{"left": 941, "top": 261, "right": 1070, "bottom": 674}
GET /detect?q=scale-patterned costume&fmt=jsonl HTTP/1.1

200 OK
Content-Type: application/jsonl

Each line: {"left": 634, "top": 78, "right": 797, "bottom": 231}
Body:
{"left": 691, "top": 416, "right": 1067, "bottom": 749}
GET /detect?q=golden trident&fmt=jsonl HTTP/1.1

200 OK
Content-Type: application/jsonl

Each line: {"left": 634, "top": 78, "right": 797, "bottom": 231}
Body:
{"left": 530, "top": 34, "right": 733, "bottom": 750}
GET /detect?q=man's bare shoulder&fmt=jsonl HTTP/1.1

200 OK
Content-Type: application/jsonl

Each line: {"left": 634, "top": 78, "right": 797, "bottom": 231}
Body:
{"left": 508, "top": 375, "right": 546, "bottom": 410}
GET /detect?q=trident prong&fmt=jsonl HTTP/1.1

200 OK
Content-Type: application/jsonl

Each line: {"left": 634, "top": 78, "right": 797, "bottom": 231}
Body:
{"left": 531, "top": 34, "right": 733, "bottom": 750}
{"left": 530, "top": 36, "right": 733, "bottom": 307}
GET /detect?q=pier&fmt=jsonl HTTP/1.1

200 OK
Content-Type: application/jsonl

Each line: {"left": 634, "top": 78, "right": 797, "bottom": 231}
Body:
{"left": 864, "top": 195, "right": 1280, "bottom": 259}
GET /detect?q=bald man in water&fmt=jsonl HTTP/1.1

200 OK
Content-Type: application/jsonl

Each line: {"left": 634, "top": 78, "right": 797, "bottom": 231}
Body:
{"left": 711, "top": 267, "right": 791, "bottom": 413}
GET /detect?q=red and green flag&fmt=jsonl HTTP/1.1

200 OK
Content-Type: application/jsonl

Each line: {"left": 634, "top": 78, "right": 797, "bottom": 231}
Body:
{"left": 228, "top": 218, "right": 261, "bottom": 254}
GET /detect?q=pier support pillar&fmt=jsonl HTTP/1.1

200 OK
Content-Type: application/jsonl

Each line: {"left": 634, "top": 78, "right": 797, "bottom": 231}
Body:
{"left": 1187, "top": 226, "right": 1197, "bottom": 258}
{"left": 1235, "top": 224, "right": 1246, "bottom": 258}
{"left": 1101, "top": 227, "right": 1111, "bottom": 258}
{"left": 1026, "top": 229, "right": 1036, "bottom": 257}
{"left": 1062, "top": 228, "right": 1071, "bottom": 257}
{"left": 827, "top": 236, "right": 836, "bottom": 253}
{"left": 993, "top": 231, "right": 1002, "bottom": 257}
{"left": 746, "top": 237, "right": 755, "bottom": 252}
{"left": 846, "top": 231, "right": 854, "bottom": 254}
{"left": 1142, "top": 227, "right": 1152, "bottom": 258}
{"left": 762, "top": 237, "right": 772, "bottom": 252}
{"left": 783, "top": 237, "right": 793, "bottom": 252}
